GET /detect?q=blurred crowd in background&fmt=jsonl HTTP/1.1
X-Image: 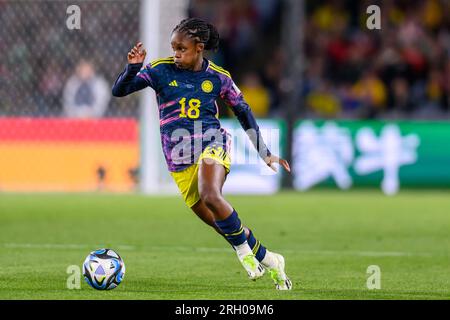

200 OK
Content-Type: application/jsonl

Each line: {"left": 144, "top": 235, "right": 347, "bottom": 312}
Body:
{"left": 302, "top": 0, "right": 449, "bottom": 120}
{"left": 192, "top": 0, "right": 449, "bottom": 120}
{"left": 0, "top": 0, "right": 448, "bottom": 120}
{"left": 0, "top": 0, "right": 140, "bottom": 117}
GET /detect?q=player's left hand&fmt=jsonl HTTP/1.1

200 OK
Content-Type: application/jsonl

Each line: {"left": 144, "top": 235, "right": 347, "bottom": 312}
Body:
{"left": 128, "top": 42, "right": 147, "bottom": 64}
{"left": 264, "top": 155, "right": 291, "bottom": 173}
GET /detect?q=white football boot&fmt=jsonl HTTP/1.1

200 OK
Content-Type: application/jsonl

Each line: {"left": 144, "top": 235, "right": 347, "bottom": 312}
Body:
{"left": 262, "top": 251, "right": 292, "bottom": 290}
{"left": 239, "top": 253, "right": 265, "bottom": 280}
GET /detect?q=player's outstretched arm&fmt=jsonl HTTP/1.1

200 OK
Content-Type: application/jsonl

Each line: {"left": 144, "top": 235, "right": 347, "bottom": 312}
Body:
{"left": 112, "top": 42, "right": 149, "bottom": 97}
{"left": 231, "top": 101, "right": 290, "bottom": 173}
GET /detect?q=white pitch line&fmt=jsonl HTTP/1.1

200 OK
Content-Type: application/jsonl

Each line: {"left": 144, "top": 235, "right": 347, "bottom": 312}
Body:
{"left": 2, "top": 243, "right": 435, "bottom": 257}
{"left": 155, "top": 246, "right": 434, "bottom": 257}
{"left": 2, "top": 243, "right": 136, "bottom": 251}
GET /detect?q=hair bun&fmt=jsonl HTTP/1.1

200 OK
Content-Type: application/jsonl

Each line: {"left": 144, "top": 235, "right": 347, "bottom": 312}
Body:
{"left": 205, "top": 23, "right": 219, "bottom": 51}
{"left": 173, "top": 18, "right": 220, "bottom": 51}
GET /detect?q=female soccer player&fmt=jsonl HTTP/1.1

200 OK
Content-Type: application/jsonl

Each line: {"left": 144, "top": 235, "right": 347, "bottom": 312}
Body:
{"left": 112, "top": 18, "right": 292, "bottom": 290}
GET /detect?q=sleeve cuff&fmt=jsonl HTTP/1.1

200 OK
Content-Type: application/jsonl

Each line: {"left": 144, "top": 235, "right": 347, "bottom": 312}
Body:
{"left": 127, "top": 63, "right": 143, "bottom": 72}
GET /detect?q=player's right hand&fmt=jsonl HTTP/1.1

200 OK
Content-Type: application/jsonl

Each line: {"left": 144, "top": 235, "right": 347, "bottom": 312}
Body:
{"left": 127, "top": 42, "right": 147, "bottom": 64}
{"left": 264, "top": 154, "right": 291, "bottom": 173}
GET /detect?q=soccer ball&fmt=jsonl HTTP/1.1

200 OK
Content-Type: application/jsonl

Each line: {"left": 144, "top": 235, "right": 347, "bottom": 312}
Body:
{"left": 82, "top": 248, "right": 125, "bottom": 290}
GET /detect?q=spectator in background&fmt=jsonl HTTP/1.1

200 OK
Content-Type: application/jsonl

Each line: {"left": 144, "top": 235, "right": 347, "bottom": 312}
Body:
{"left": 306, "top": 80, "right": 342, "bottom": 118}
{"left": 62, "top": 60, "right": 110, "bottom": 118}
{"left": 413, "top": 68, "right": 447, "bottom": 118}
{"left": 338, "top": 82, "right": 362, "bottom": 118}
{"left": 311, "top": 0, "right": 349, "bottom": 32}
{"left": 389, "top": 77, "right": 414, "bottom": 114}
{"left": 36, "top": 60, "right": 64, "bottom": 115}
{"left": 422, "top": 0, "right": 444, "bottom": 31}
{"left": 303, "top": 0, "right": 449, "bottom": 120}
{"left": 444, "top": 60, "right": 450, "bottom": 112}
{"left": 239, "top": 72, "right": 270, "bottom": 117}
{"left": 351, "top": 70, "right": 388, "bottom": 118}
{"left": 261, "top": 47, "right": 285, "bottom": 115}
{"left": 1, "top": 0, "right": 448, "bottom": 119}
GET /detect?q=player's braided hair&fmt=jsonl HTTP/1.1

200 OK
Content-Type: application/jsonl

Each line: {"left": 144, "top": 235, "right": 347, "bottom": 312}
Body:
{"left": 172, "top": 18, "right": 219, "bottom": 51}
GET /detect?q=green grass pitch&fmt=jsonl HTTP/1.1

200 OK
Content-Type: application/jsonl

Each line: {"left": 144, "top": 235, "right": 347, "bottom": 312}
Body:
{"left": 0, "top": 190, "right": 449, "bottom": 300}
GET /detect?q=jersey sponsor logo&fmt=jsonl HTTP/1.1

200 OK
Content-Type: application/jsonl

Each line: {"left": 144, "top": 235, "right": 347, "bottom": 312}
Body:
{"left": 201, "top": 80, "right": 213, "bottom": 93}
{"left": 169, "top": 80, "right": 178, "bottom": 87}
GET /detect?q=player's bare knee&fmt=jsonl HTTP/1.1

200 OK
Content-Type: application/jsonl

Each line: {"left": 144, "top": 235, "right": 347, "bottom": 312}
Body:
{"left": 244, "top": 226, "right": 250, "bottom": 238}
{"left": 200, "top": 190, "right": 223, "bottom": 211}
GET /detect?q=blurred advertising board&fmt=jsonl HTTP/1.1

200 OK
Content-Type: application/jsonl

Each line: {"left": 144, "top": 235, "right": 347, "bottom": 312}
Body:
{"left": 293, "top": 120, "right": 450, "bottom": 194}
{"left": 0, "top": 118, "right": 139, "bottom": 192}
{"left": 221, "top": 119, "right": 286, "bottom": 194}
{"left": 0, "top": 118, "right": 285, "bottom": 194}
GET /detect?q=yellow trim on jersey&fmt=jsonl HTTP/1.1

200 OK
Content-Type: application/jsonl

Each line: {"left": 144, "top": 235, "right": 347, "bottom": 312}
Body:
{"left": 210, "top": 64, "right": 231, "bottom": 76}
{"left": 150, "top": 57, "right": 174, "bottom": 65}
{"left": 150, "top": 57, "right": 174, "bottom": 68}
{"left": 151, "top": 60, "right": 175, "bottom": 68}
{"left": 209, "top": 61, "right": 230, "bottom": 74}
{"left": 208, "top": 61, "right": 231, "bottom": 78}
{"left": 210, "top": 65, "right": 231, "bottom": 78}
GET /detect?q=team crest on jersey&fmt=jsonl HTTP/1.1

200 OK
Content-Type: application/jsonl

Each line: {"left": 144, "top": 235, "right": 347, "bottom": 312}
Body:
{"left": 201, "top": 80, "right": 213, "bottom": 93}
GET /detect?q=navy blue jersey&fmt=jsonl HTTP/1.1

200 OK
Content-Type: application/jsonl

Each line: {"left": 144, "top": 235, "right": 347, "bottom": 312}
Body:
{"left": 112, "top": 57, "right": 270, "bottom": 172}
